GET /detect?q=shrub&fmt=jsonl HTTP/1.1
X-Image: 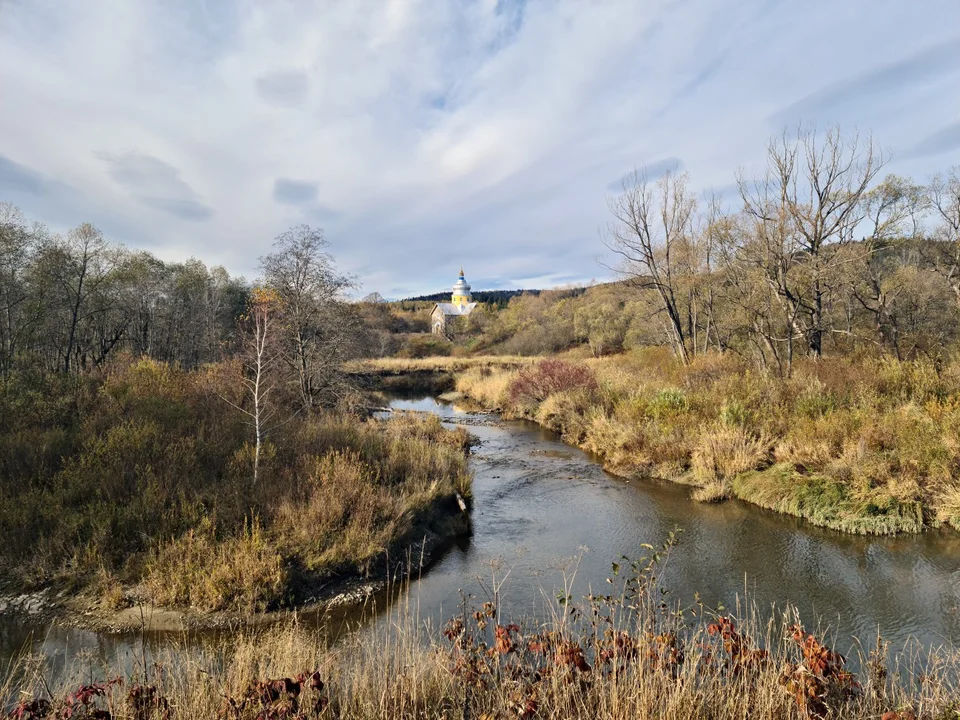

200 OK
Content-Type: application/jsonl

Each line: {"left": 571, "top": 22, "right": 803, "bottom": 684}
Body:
{"left": 508, "top": 359, "right": 597, "bottom": 407}
{"left": 647, "top": 388, "right": 688, "bottom": 420}
{"left": 396, "top": 335, "right": 452, "bottom": 358}
{"left": 719, "top": 400, "right": 750, "bottom": 427}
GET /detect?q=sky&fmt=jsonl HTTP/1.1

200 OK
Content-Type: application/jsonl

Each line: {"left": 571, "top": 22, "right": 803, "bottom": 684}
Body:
{"left": 1, "top": 0, "right": 959, "bottom": 299}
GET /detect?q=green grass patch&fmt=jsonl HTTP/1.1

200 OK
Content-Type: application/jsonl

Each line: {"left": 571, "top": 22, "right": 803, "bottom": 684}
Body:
{"left": 732, "top": 464, "right": 924, "bottom": 535}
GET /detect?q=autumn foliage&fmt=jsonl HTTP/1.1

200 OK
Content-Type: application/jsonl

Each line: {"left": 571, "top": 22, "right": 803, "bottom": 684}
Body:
{"left": 0, "top": 357, "right": 471, "bottom": 610}
{"left": 508, "top": 359, "right": 597, "bottom": 406}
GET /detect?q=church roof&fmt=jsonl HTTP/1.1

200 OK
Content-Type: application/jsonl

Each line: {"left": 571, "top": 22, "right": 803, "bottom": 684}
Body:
{"left": 434, "top": 302, "right": 477, "bottom": 316}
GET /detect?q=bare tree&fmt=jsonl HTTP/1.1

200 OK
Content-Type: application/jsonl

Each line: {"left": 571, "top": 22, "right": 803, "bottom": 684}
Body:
{"left": 844, "top": 175, "right": 928, "bottom": 357}
{"left": 0, "top": 204, "right": 40, "bottom": 376}
{"left": 260, "top": 225, "right": 356, "bottom": 409}
{"left": 739, "top": 126, "right": 883, "bottom": 359}
{"left": 32, "top": 223, "right": 118, "bottom": 373}
{"left": 220, "top": 287, "right": 281, "bottom": 486}
{"left": 928, "top": 167, "right": 960, "bottom": 305}
{"left": 605, "top": 170, "right": 698, "bottom": 364}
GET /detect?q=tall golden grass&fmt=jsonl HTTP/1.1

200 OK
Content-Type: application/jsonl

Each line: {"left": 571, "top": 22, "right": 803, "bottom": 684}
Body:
{"left": 5, "top": 550, "right": 957, "bottom": 719}
{"left": 346, "top": 356, "right": 534, "bottom": 375}
{"left": 142, "top": 412, "right": 473, "bottom": 612}
{"left": 455, "top": 349, "right": 960, "bottom": 535}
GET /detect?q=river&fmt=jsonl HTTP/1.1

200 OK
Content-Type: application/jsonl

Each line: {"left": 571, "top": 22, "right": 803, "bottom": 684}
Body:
{"left": 3, "top": 393, "right": 960, "bottom": 677}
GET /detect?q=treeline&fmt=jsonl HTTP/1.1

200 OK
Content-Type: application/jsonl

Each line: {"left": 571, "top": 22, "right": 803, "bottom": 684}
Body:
{"left": 602, "top": 128, "right": 960, "bottom": 372}
{"left": 0, "top": 211, "right": 367, "bottom": 405}
{"left": 403, "top": 288, "right": 544, "bottom": 307}
{"left": 0, "top": 205, "right": 250, "bottom": 375}
{"left": 425, "top": 129, "right": 960, "bottom": 369}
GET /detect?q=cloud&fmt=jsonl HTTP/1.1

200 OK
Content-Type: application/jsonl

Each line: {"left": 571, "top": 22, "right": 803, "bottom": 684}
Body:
{"left": 0, "top": 155, "right": 69, "bottom": 197}
{"left": 771, "top": 38, "right": 960, "bottom": 127}
{"left": 256, "top": 70, "right": 310, "bottom": 108}
{"left": 606, "top": 158, "right": 684, "bottom": 191}
{"left": 98, "top": 152, "right": 213, "bottom": 222}
{"left": 0, "top": 0, "right": 958, "bottom": 296}
{"left": 273, "top": 178, "right": 318, "bottom": 205}
{"left": 909, "top": 122, "right": 960, "bottom": 159}
{"left": 0, "top": 154, "right": 165, "bottom": 243}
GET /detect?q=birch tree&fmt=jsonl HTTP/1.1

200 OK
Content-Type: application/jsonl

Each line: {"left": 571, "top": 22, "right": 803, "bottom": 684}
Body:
{"left": 221, "top": 287, "right": 281, "bottom": 486}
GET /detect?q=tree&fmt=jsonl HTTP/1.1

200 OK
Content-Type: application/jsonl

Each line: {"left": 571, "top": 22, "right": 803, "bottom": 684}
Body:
{"left": 0, "top": 204, "right": 249, "bottom": 373}
{"left": 259, "top": 226, "right": 356, "bottom": 410}
{"left": 574, "top": 303, "right": 626, "bottom": 357}
{"left": 844, "top": 175, "right": 928, "bottom": 357}
{"left": 221, "top": 287, "right": 282, "bottom": 486}
{"left": 605, "top": 170, "right": 699, "bottom": 364}
{"left": 928, "top": 167, "right": 960, "bottom": 306}
{"left": 0, "top": 203, "right": 40, "bottom": 375}
{"left": 31, "top": 223, "right": 117, "bottom": 373}
{"left": 738, "top": 126, "right": 883, "bottom": 360}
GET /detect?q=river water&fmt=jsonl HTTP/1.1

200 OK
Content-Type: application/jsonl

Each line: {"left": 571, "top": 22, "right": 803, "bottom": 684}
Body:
{"left": 4, "top": 393, "right": 960, "bottom": 677}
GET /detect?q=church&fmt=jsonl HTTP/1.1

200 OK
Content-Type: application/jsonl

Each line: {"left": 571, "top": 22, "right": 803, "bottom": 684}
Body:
{"left": 431, "top": 268, "right": 477, "bottom": 336}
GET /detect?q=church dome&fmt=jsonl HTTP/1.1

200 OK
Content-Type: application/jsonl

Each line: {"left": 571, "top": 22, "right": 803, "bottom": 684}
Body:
{"left": 451, "top": 268, "right": 472, "bottom": 304}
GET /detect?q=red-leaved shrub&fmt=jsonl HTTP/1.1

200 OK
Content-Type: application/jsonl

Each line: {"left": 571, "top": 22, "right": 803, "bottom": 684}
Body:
{"left": 508, "top": 359, "right": 598, "bottom": 406}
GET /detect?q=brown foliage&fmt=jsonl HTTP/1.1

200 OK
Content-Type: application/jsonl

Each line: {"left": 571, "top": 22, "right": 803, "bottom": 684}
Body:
{"left": 508, "top": 359, "right": 598, "bottom": 406}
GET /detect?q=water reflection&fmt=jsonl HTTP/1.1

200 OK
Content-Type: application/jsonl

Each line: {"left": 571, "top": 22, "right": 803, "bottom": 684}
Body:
{"left": 4, "top": 394, "right": 960, "bottom": 677}
{"left": 376, "top": 394, "right": 960, "bottom": 654}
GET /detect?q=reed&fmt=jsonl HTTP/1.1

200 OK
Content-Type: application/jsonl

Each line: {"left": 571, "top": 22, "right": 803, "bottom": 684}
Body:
{"left": 5, "top": 543, "right": 957, "bottom": 719}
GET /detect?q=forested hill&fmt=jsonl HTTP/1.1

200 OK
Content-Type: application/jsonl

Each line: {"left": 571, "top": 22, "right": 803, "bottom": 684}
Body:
{"left": 403, "top": 288, "right": 542, "bottom": 306}
{"left": 403, "top": 286, "right": 595, "bottom": 308}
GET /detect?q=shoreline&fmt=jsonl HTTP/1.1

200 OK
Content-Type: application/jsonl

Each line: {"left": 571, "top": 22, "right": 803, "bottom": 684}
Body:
{"left": 357, "top": 362, "right": 948, "bottom": 538}
{"left": 458, "top": 387, "right": 934, "bottom": 537}
{"left": 0, "top": 495, "right": 471, "bottom": 635}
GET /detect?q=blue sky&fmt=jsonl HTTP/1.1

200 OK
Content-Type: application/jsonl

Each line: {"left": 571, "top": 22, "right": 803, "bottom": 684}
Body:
{"left": 1, "top": 0, "right": 959, "bottom": 298}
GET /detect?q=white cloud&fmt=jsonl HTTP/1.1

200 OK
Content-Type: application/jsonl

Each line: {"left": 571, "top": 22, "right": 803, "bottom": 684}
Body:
{"left": 1, "top": 0, "right": 958, "bottom": 296}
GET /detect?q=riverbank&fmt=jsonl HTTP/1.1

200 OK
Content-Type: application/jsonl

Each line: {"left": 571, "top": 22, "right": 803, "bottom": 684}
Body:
{"left": 410, "top": 349, "right": 960, "bottom": 536}
{"left": 1, "top": 509, "right": 468, "bottom": 634}
{"left": 345, "top": 355, "right": 533, "bottom": 393}
{"left": 6, "top": 562, "right": 958, "bottom": 720}
{"left": 6, "top": 391, "right": 960, "bottom": 718}
{"left": 0, "top": 358, "right": 473, "bottom": 630}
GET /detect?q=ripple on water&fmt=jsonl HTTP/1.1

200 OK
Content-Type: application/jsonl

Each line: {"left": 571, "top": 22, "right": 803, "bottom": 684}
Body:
{"left": 4, "top": 394, "right": 960, "bottom": 676}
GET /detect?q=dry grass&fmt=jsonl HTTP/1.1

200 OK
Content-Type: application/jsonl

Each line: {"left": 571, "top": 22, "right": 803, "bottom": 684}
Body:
{"left": 690, "top": 425, "right": 771, "bottom": 501}
{"left": 453, "top": 350, "right": 960, "bottom": 535}
{"left": 139, "top": 412, "right": 472, "bottom": 611}
{"left": 146, "top": 520, "right": 287, "bottom": 613}
{"left": 455, "top": 366, "right": 521, "bottom": 409}
{"left": 346, "top": 355, "right": 533, "bottom": 375}
{"left": 5, "top": 564, "right": 959, "bottom": 720}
